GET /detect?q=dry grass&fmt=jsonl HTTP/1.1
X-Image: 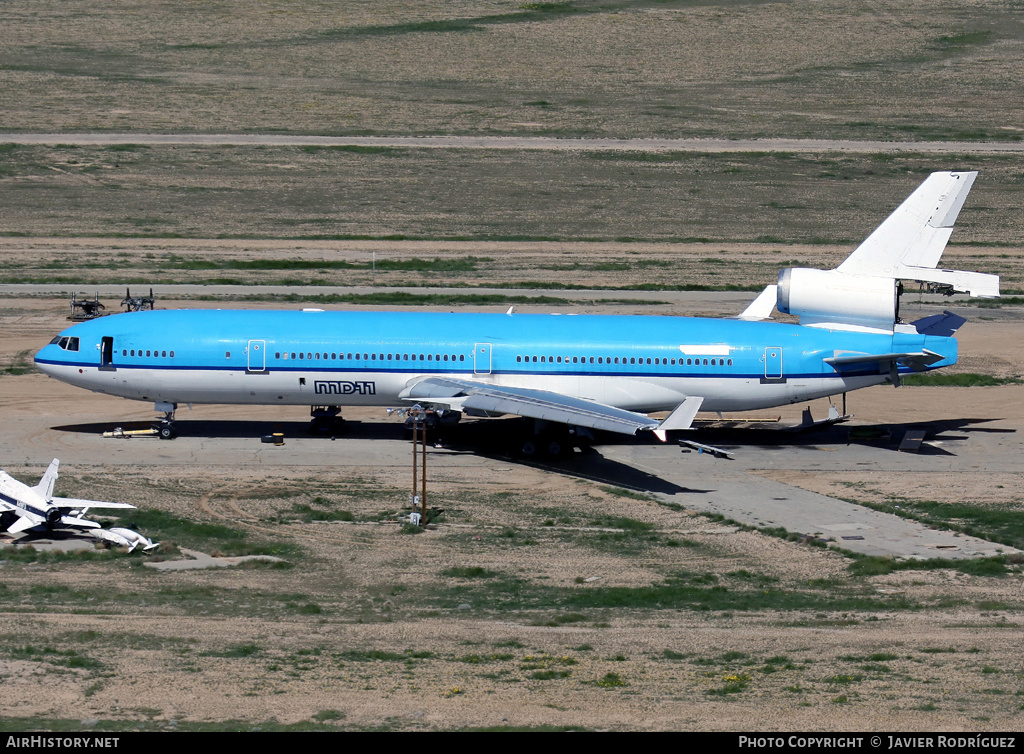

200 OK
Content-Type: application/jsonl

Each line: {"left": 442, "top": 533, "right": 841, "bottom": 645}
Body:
{"left": 1, "top": 1, "right": 1023, "bottom": 140}
{"left": 1, "top": 146, "right": 1023, "bottom": 255}
{"left": 1, "top": 461, "right": 1022, "bottom": 730}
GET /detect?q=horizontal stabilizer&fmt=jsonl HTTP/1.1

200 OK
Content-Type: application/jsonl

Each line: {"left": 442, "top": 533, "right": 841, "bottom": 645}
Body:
{"left": 911, "top": 310, "right": 968, "bottom": 337}
{"left": 825, "top": 349, "right": 944, "bottom": 373}
{"left": 8, "top": 515, "right": 42, "bottom": 534}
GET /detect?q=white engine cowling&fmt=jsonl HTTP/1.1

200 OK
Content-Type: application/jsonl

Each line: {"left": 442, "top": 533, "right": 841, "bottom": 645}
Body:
{"left": 777, "top": 268, "right": 897, "bottom": 330}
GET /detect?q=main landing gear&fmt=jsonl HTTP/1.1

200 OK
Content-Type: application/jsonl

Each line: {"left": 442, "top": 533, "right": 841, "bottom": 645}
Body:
{"left": 309, "top": 405, "right": 345, "bottom": 435}
{"left": 152, "top": 402, "right": 177, "bottom": 440}
{"left": 516, "top": 420, "right": 592, "bottom": 461}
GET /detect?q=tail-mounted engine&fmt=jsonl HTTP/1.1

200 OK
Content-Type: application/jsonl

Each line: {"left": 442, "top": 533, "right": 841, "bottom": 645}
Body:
{"left": 777, "top": 268, "right": 898, "bottom": 331}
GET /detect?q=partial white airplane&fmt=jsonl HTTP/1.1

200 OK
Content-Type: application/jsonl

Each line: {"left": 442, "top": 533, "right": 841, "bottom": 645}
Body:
{"left": 91, "top": 527, "right": 159, "bottom": 553}
{"left": 35, "top": 172, "right": 999, "bottom": 455}
{"left": 0, "top": 459, "right": 136, "bottom": 535}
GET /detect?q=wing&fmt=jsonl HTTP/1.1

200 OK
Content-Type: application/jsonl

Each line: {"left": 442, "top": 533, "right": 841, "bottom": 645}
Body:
{"left": 51, "top": 497, "right": 136, "bottom": 511}
{"left": 400, "top": 376, "right": 703, "bottom": 436}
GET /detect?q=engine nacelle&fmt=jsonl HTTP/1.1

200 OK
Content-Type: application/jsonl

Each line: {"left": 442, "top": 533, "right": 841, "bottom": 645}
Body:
{"left": 777, "top": 268, "right": 897, "bottom": 330}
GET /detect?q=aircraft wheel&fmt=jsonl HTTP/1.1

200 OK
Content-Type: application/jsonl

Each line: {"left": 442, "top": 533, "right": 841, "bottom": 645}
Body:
{"left": 158, "top": 425, "right": 177, "bottom": 440}
{"left": 519, "top": 440, "right": 537, "bottom": 457}
{"left": 545, "top": 439, "right": 567, "bottom": 459}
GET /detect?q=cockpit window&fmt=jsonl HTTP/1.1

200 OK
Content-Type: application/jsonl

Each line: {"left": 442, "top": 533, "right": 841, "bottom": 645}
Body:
{"left": 55, "top": 337, "right": 80, "bottom": 352}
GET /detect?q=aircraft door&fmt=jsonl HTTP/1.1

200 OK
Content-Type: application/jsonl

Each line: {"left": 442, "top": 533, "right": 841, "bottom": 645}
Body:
{"left": 247, "top": 340, "right": 266, "bottom": 372}
{"left": 764, "top": 347, "right": 783, "bottom": 379}
{"left": 474, "top": 343, "right": 492, "bottom": 375}
{"left": 100, "top": 336, "right": 115, "bottom": 370}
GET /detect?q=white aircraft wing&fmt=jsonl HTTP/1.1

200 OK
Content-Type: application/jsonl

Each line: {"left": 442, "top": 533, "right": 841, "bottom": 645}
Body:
{"left": 50, "top": 497, "right": 136, "bottom": 511}
{"left": 400, "top": 376, "right": 666, "bottom": 435}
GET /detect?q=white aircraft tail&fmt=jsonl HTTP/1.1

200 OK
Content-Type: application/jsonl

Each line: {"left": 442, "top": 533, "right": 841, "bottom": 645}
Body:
{"left": 836, "top": 171, "right": 997, "bottom": 297}
{"left": 33, "top": 459, "right": 60, "bottom": 502}
{"left": 744, "top": 171, "right": 1000, "bottom": 331}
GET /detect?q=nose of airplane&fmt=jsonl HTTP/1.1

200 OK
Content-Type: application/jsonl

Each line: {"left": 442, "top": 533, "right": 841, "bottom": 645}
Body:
{"left": 34, "top": 343, "right": 68, "bottom": 378}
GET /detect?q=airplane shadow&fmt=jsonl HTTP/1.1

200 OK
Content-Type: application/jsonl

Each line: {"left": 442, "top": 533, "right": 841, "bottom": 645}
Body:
{"left": 675, "top": 416, "right": 1012, "bottom": 458}
{"left": 51, "top": 419, "right": 399, "bottom": 442}
{"left": 50, "top": 416, "right": 700, "bottom": 496}
{"left": 1, "top": 528, "right": 96, "bottom": 550}
{"left": 49, "top": 415, "right": 1010, "bottom": 494}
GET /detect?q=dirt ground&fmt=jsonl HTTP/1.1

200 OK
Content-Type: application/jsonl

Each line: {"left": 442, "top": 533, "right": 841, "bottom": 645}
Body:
{"left": 1, "top": 251, "right": 1023, "bottom": 730}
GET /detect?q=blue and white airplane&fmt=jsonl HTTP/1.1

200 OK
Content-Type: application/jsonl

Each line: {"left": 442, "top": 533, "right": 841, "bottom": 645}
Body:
{"left": 34, "top": 172, "right": 999, "bottom": 450}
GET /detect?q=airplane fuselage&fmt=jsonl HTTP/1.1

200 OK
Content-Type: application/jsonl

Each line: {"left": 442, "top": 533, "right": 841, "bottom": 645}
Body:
{"left": 0, "top": 473, "right": 61, "bottom": 527}
{"left": 34, "top": 308, "right": 957, "bottom": 415}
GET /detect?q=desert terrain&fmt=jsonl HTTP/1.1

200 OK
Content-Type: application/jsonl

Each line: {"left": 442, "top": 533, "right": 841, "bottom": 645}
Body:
{"left": 1, "top": 256, "right": 1023, "bottom": 731}
{"left": 2, "top": 0, "right": 1024, "bottom": 733}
